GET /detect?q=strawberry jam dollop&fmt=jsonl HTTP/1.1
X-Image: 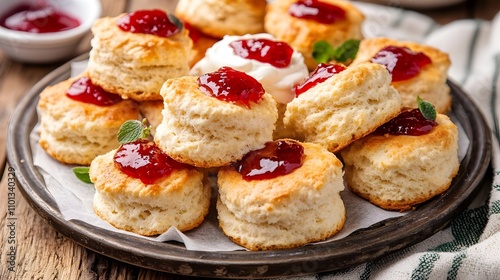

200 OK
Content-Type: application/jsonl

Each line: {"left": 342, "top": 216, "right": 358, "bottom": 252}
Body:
{"left": 116, "top": 9, "right": 181, "bottom": 37}
{"left": 0, "top": 4, "right": 80, "bottom": 33}
{"left": 229, "top": 38, "right": 294, "bottom": 68}
{"left": 233, "top": 140, "right": 304, "bottom": 181}
{"left": 288, "top": 0, "right": 346, "bottom": 24}
{"left": 294, "top": 63, "right": 346, "bottom": 96}
{"left": 370, "top": 46, "right": 432, "bottom": 82}
{"left": 375, "top": 108, "right": 437, "bottom": 136}
{"left": 66, "top": 77, "right": 122, "bottom": 106}
{"left": 114, "top": 139, "right": 188, "bottom": 184}
{"left": 197, "top": 66, "right": 265, "bottom": 108}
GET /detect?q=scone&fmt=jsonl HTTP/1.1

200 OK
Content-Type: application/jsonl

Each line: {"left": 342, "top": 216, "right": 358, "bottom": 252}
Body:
{"left": 138, "top": 100, "right": 164, "bottom": 135}
{"left": 87, "top": 9, "right": 192, "bottom": 101}
{"left": 217, "top": 139, "right": 345, "bottom": 250}
{"left": 351, "top": 37, "right": 452, "bottom": 113}
{"left": 340, "top": 113, "right": 459, "bottom": 211}
{"left": 154, "top": 68, "right": 278, "bottom": 168}
{"left": 175, "top": 0, "right": 267, "bottom": 38}
{"left": 90, "top": 140, "right": 211, "bottom": 236}
{"left": 265, "top": 0, "right": 364, "bottom": 70}
{"left": 284, "top": 63, "right": 402, "bottom": 153}
{"left": 37, "top": 76, "right": 139, "bottom": 165}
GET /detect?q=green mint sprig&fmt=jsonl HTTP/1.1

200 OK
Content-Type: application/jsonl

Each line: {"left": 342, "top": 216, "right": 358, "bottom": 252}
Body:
{"left": 312, "top": 39, "right": 360, "bottom": 64}
{"left": 117, "top": 119, "right": 152, "bottom": 144}
{"left": 72, "top": 166, "right": 91, "bottom": 184}
{"left": 417, "top": 96, "right": 437, "bottom": 121}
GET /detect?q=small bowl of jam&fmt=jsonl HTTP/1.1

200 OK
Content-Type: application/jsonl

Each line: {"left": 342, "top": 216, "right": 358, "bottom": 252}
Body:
{"left": 0, "top": 0, "right": 101, "bottom": 63}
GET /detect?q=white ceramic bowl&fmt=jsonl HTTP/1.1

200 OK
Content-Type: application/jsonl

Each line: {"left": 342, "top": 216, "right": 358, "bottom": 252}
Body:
{"left": 0, "top": 0, "right": 101, "bottom": 63}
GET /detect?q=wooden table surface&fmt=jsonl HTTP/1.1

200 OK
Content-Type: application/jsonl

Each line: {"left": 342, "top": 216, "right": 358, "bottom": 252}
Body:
{"left": 1, "top": 0, "right": 499, "bottom": 279}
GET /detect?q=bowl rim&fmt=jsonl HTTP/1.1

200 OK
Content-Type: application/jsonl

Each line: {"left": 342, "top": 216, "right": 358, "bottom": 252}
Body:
{"left": 0, "top": 0, "right": 101, "bottom": 43}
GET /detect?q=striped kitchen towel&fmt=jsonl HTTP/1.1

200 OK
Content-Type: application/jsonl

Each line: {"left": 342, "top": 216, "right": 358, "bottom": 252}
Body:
{"left": 277, "top": 3, "right": 500, "bottom": 280}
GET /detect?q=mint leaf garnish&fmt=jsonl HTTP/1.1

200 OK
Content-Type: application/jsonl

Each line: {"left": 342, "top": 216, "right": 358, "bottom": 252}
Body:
{"left": 312, "top": 39, "right": 360, "bottom": 63}
{"left": 312, "top": 40, "right": 336, "bottom": 63}
{"left": 72, "top": 167, "right": 91, "bottom": 184}
{"left": 417, "top": 96, "right": 436, "bottom": 121}
{"left": 333, "top": 39, "right": 360, "bottom": 63}
{"left": 117, "top": 120, "right": 144, "bottom": 144}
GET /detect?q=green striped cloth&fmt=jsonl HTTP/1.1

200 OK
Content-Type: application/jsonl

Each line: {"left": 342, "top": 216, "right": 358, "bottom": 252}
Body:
{"left": 280, "top": 3, "right": 500, "bottom": 279}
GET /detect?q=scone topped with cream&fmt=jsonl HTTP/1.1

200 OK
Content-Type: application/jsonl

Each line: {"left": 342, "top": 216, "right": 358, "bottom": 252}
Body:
{"left": 87, "top": 9, "right": 192, "bottom": 101}
{"left": 191, "top": 33, "right": 309, "bottom": 104}
{"left": 265, "top": 0, "right": 364, "bottom": 70}
{"left": 217, "top": 139, "right": 345, "bottom": 250}
{"left": 351, "top": 37, "right": 452, "bottom": 113}
{"left": 154, "top": 67, "right": 278, "bottom": 168}
{"left": 341, "top": 101, "right": 459, "bottom": 211}
{"left": 191, "top": 33, "right": 309, "bottom": 139}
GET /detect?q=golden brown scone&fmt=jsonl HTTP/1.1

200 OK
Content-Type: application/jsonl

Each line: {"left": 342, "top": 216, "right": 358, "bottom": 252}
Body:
{"left": 284, "top": 63, "right": 402, "bottom": 153}
{"left": 340, "top": 114, "right": 459, "bottom": 211}
{"left": 154, "top": 76, "right": 278, "bottom": 168}
{"left": 351, "top": 37, "right": 452, "bottom": 113}
{"left": 217, "top": 140, "right": 345, "bottom": 251}
{"left": 265, "top": 0, "right": 364, "bottom": 70}
{"left": 138, "top": 101, "right": 164, "bottom": 136}
{"left": 90, "top": 148, "right": 211, "bottom": 236}
{"left": 87, "top": 12, "right": 192, "bottom": 101}
{"left": 37, "top": 76, "right": 139, "bottom": 165}
{"left": 175, "top": 0, "right": 267, "bottom": 38}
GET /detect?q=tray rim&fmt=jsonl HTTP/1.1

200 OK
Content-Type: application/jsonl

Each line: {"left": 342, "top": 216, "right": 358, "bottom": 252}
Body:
{"left": 7, "top": 54, "right": 492, "bottom": 278}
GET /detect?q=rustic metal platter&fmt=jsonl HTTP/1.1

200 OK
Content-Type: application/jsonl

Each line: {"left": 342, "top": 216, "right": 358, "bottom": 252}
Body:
{"left": 7, "top": 54, "right": 491, "bottom": 278}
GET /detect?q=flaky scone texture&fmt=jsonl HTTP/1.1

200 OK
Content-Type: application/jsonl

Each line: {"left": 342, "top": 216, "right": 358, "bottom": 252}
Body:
{"left": 37, "top": 77, "right": 139, "bottom": 165}
{"left": 351, "top": 37, "right": 452, "bottom": 113}
{"left": 284, "top": 63, "right": 402, "bottom": 153}
{"left": 175, "top": 0, "right": 267, "bottom": 38}
{"left": 154, "top": 76, "right": 278, "bottom": 168}
{"left": 217, "top": 141, "right": 345, "bottom": 250}
{"left": 265, "top": 0, "right": 364, "bottom": 70}
{"left": 87, "top": 14, "right": 192, "bottom": 101}
{"left": 90, "top": 149, "right": 211, "bottom": 236}
{"left": 340, "top": 114, "right": 459, "bottom": 211}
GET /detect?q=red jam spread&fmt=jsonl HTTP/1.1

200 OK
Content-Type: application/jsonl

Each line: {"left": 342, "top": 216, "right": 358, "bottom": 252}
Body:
{"left": 294, "top": 63, "right": 346, "bottom": 96}
{"left": 370, "top": 46, "right": 432, "bottom": 82}
{"left": 233, "top": 140, "right": 304, "bottom": 181}
{"left": 66, "top": 77, "right": 122, "bottom": 106}
{"left": 0, "top": 4, "right": 80, "bottom": 33}
{"left": 288, "top": 0, "right": 346, "bottom": 24}
{"left": 183, "top": 22, "right": 201, "bottom": 43}
{"left": 197, "top": 67, "right": 265, "bottom": 108}
{"left": 229, "top": 38, "right": 294, "bottom": 68}
{"left": 116, "top": 9, "right": 181, "bottom": 37}
{"left": 114, "top": 139, "right": 188, "bottom": 184}
{"left": 375, "top": 108, "right": 437, "bottom": 136}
